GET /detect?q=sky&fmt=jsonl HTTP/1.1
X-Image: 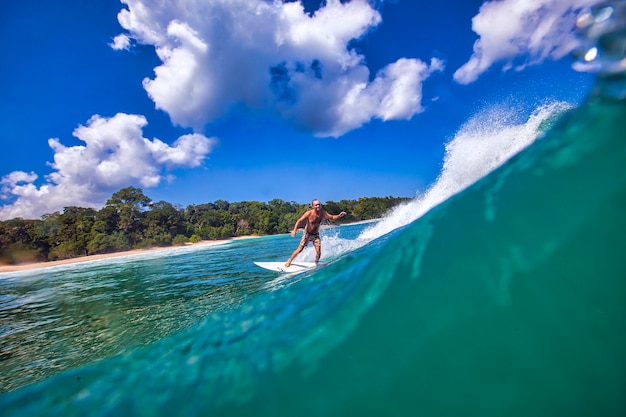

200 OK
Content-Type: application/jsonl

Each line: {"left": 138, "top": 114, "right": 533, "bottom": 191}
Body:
{"left": 0, "top": 0, "right": 599, "bottom": 220}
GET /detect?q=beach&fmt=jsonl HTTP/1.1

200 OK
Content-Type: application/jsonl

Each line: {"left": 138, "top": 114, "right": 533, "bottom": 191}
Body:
{"left": 0, "top": 236, "right": 260, "bottom": 273}
{"left": 0, "top": 222, "right": 376, "bottom": 274}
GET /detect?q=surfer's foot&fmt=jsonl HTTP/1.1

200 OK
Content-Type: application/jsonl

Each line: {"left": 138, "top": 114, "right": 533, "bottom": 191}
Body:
{"left": 285, "top": 261, "right": 291, "bottom": 268}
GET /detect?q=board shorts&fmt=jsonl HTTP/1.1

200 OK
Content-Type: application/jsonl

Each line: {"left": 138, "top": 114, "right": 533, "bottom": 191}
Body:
{"left": 299, "top": 230, "right": 321, "bottom": 248}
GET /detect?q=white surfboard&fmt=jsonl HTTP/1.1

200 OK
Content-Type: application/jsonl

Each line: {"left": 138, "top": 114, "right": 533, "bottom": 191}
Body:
{"left": 254, "top": 261, "right": 317, "bottom": 274}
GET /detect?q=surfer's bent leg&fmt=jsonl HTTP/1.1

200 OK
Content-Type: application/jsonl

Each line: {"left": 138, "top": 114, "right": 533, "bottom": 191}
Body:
{"left": 286, "top": 232, "right": 310, "bottom": 267}
{"left": 285, "top": 244, "right": 304, "bottom": 268}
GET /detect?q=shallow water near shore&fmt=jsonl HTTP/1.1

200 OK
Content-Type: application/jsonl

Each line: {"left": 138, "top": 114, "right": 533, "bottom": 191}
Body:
{"left": 0, "top": 224, "right": 371, "bottom": 392}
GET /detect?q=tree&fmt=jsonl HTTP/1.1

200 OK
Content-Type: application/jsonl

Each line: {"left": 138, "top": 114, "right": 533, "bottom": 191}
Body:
{"left": 104, "top": 187, "right": 152, "bottom": 246}
{"left": 48, "top": 207, "right": 96, "bottom": 259}
{"left": 143, "top": 200, "right": 184, "bottom": 245}
{"left": 214, "top": 199, "right": 229, "bottom": 211}
{"left": 0, "top": 218, "right": 45, "bottom": 263}
{"left": 106, "top": 186, "right": 152, "bottom": 208}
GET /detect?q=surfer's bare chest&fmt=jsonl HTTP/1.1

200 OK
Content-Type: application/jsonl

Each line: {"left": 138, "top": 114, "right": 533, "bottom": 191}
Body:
{"left": 306, "top": 210, "right": 324, "bottom": 228}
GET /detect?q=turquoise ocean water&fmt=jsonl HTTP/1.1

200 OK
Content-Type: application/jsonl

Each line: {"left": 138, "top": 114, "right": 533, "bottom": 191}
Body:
{"left": 1, "top": 7, "right": 626, "bottom": 416}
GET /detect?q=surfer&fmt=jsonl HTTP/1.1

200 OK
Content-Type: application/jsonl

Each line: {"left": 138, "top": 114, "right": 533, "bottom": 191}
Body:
{"left": 285, "top": 199, "right": 346, "bottom": 267}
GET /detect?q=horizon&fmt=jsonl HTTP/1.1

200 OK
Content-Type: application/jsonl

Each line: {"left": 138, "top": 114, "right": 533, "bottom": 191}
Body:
{"left": 2, "top": 187, "right": 415, "bottom": 221}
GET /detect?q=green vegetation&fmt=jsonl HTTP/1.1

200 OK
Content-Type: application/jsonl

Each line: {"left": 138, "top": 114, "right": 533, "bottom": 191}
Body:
{"left": 0, "top": 186, "right": 410, "bottom": 265}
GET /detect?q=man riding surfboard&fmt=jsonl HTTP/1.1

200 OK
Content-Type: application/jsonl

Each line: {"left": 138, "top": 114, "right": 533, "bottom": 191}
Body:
{"left": 285, "top": 199, "right": 346, "bottom": 267}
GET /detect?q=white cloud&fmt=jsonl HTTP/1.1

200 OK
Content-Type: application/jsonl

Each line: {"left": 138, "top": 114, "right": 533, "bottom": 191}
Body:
{"left": 114, "top": 0, "right": 442, "bottom": 136}
{"left": 0, "top": 171, "right": 38, "bottom": 201}
{"left": 453, "top": 0, "right": 598, "bottom": 84}
{"left": 110, "top": 34, "right": 131, "bottom": 50}
{"left": 324, "top": 57, "right": 445, "bottom": 137}
{"left": 146, "top": 133, "right": 213, "bottom": 167}
{"left": 0, "top": 171, "right": 38, "bottom": 187}
{"left": 375, "top": 58, "right": 445, "bottom": 121}
{"left": 0, "top": 113, "right": 215, "bottom": 220}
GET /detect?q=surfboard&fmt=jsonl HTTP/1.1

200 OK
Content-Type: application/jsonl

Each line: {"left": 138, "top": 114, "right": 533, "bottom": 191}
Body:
{"left": 254, "top": 261, "right": 317, "bottom": 274}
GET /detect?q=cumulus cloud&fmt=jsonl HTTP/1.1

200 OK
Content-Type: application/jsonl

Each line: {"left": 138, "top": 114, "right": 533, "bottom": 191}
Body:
{"left": 453, "top": 0, "right": 598, "bottom": 84}
{"left": 114, "top": 0, "right": 443, "bottom": 136}
{"left": 110, "top": 33, "right": 131, "bottom": 50}
{"left": 0, "top": 113, "right": 215, "bottom": 220}
{"left": 320, "top": 57, "right": 445, "bottom": 136}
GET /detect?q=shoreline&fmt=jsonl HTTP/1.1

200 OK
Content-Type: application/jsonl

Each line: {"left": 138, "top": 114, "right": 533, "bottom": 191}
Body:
{"left": 0, "top": 220, "right": 378, "bottom": 274}
{"left": 0, "top": 236, "right": 261, "bottom": 274}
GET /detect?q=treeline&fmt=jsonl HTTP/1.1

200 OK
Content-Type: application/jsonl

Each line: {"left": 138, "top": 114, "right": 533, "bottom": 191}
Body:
{"left": 0, "top": 187, "right": 410, "bottom": 265}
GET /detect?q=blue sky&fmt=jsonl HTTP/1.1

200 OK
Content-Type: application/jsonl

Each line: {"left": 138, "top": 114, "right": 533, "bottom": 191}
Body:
{"left": 0, "top": 0, "right": 597, "bottom": 220}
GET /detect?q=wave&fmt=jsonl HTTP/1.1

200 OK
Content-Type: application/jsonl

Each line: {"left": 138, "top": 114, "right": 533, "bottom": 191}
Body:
{"left": 358, "top": 101, "right": 573, "bottom": 241}
{"left": 2, "top": 77, "right": 624, "bottom": 417}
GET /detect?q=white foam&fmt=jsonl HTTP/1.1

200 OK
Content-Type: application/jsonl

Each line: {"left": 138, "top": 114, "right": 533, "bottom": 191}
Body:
{"left": 357, "top": 101, "right": 572, "bottom": 243}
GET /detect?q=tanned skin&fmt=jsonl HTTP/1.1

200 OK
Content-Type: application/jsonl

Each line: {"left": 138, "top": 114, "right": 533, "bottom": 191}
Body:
{"left": 285, "top": 199, "right": 346, "bottom": 267}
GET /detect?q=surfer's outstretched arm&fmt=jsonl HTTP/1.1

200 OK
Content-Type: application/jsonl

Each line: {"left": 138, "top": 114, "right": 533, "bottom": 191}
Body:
{"left": 324, "top": 210, "right": 346, "bottom": 221}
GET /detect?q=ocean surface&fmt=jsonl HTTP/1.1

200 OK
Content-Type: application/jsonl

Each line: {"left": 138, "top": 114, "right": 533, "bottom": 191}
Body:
{"left": 2, "top": 8, "right": 626, "bottom": 417}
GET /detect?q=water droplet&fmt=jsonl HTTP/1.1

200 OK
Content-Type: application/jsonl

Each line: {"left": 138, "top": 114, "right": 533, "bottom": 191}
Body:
{"left": 584, "top": 47, "right": 599, "bottom": 61}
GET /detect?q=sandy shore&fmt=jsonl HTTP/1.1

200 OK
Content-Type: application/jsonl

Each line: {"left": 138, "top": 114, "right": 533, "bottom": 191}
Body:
{"left": 0, "top": 221, "right": 377, "bottom": 274}
{"left": 0, "top": 236, "right": 261, "bottom": 273}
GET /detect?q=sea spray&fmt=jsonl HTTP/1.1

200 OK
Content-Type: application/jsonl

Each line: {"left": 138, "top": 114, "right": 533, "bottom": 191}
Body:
{"left": 230, "top": 101, "right": 572, "bottom": 266}
{"left": 359, "top": 101, "right": 573, "bottom": 241}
